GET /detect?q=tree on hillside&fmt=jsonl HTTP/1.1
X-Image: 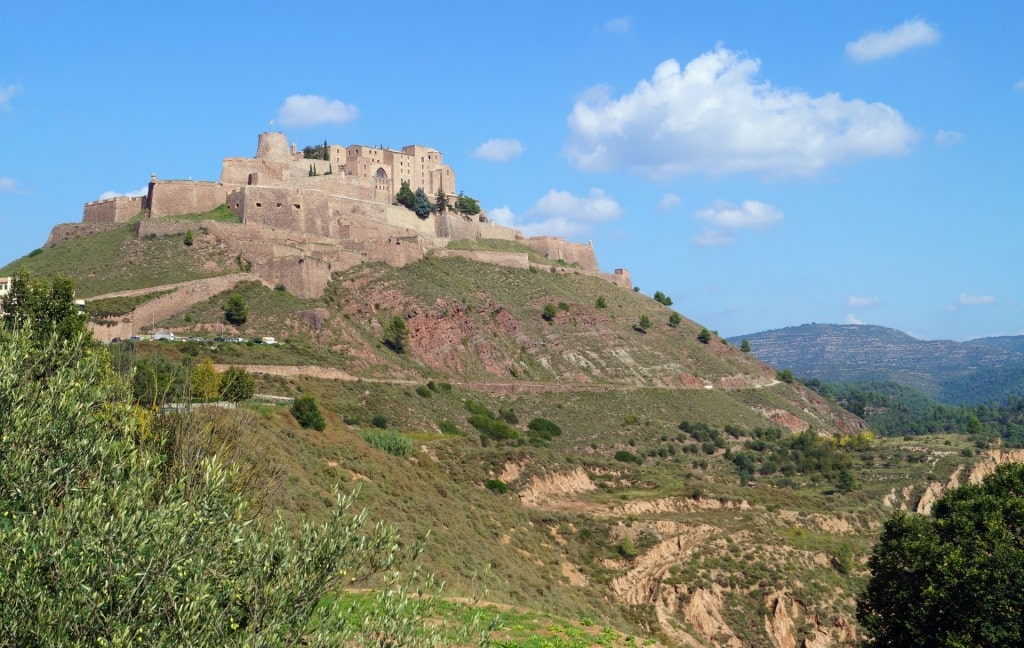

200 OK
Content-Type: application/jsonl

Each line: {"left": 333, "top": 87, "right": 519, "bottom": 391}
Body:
{"left": 697, "top": 327, "right": 712, "bottom": 344}
{"left": 668, "top": 312, "right": 682, "bottom": 328}
{"left": 223, "top": 293, "right": 248, "bottom": 326}
{"left": 653, "top": 290, "right": 673, "bottom": 306}
{"left": 857, "top": 463, "right": 1024, "bottom": 647}
{"left": 396, "top": 180, "right": 416, "bottom": 209}
{"left": 1, "top": 270, "right": 88, "bottom": 346}
{"left": 220, "top": 365, "right": 255, "bottom": 402}
{"left": 740, "top": 339, "right": 751, "bottom": 353}
{"left": 413, "top": 187, "right": 433, "bottom": 218}
{"left": 292, "top": 393, "right": 326, "bottom": 431}
{"left": 191, "top": 357, "right": 221, "bottom": 402}
{"left": 382, "top": 314, "right": 410, "bottom": 353}
{"left": 638, "top": 314, "right": 652, "bottom": 331}
{"left": 542, "top": 303, "right": 558, "bottom": 322}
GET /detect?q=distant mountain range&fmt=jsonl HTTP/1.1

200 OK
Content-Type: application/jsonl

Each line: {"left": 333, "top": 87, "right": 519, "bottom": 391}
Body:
{"left": 729, "top": 323, "right": 1024, "bottom": 405}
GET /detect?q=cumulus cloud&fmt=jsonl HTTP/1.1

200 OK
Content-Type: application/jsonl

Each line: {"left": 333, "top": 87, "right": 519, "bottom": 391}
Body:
{"left": 566, "top": 47, "right": 917, "bottom": 178}
{"left": 959, "top": 292, "right": 996, "bottom": 305}
{"left": 934, "top": 129, "right": 964, "bottom": 147}
{"left": 0, "top": 83, "right": 21, "bottom": 111}
{"left": 277, "top": 95, "right": 358, "bottom": 128}
{"left": 658, "top": 193, "right": 681, "bottom": 210}
{"left": 846, "top": 295, "right": 880, "bottom": 308}
{"left": 846, "top": 19, "right": 941, "bottom": 62}
{"left": 845, "top": 314, "right": 866, "bottom": 325}
{"left": 473, "top": 138, "right": 524, "bottom": 162}
{"left": 99, "top": 186, "right": 148, "bottom": 200}
{"left": 604, "top": 17, "right": 631, "bottom": 33}
{"left": 491, "top": 189, "right": 623, "bottom": 237}
{"left": 692, "top": 200, "right": 782, "bottom": 247}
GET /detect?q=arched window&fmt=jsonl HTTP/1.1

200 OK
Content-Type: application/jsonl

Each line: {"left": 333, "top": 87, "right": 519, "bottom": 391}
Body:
{"left": 375, "top": 167, "right": 388, "bottom": 179}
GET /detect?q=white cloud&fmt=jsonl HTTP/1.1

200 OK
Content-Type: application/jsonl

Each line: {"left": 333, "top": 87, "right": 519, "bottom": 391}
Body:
{"left": 99, "top": 186, "right": 148, "bottom": 200}
{"left": 693, "top": 227, "right": 734, "bottom": 247}
{"left": 846, "top": 295, "right": 880, "bottom": 308}
{"left": 934, "top": 129, "right": 964, "bottom": 147}
{"left": 491, "top": 189, "right": 623, "bottom": 237}
{"left": 566, "top": 47, "right": 917, "bottom": 178}
{"left": 959, "top": 292, "right": 996, "bottom": 305}
{"left": 0, "top": 83, "right": 21, "bottom": 111}
{"left": 658, "top": 193, "right": 681, "bottom": 210}
{"left": 473, "top": 138, "right": 524, "bottom": 162}
{"left": 695, "top": 200, "right": 783, "bottom": 229}
{"left": 277, "top": 95, "right": 358, "bottom": 128}
{"left": 1015, "top": 79, "right": 1024, "bottom": 92}
{"left": 845, "top": 314, "right": 866, "bottom": 325}
{"left": 845, "top": 19, "right": 941, "bottom": 62}
{"left": 604, "top": 17, "right": 631, "bottom": 33}
{"left": 0, "top": 177, "right": 17, "bottom": 193}
{"left": 692, "top": 199, "right": 782, "bottom": 247}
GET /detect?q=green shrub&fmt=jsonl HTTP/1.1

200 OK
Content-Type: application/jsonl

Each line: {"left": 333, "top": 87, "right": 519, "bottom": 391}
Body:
{"left": 292, "top": 394, "right": 325, "bottom": 431}
{"left": 499, "top": 407, "right": 518, "bottom": 424}
{"left": 465, "top": 400, "right": 495, "bottom": 419}
{"left": 596, "top": 296, "right": 607, "bottom": 308}
{"left": 527, "top": 417, "right": 563, "bottom": 440}
{"left": 618, "top": 536, "right": 639, "bottom": 559}
{"left": 468, "top": 414, "right": 519, "bottom": 441}
{"left": 615, "top": 450, "right": 642, "bottom": 464}
{"left": 219, "top": 366, "right": 255, "bottom": 402}
{"left": 542, "top": 303, "right": 558, "bottom": 322}
{"left": 484, "top": 479, "right": 508, "bottom": 494}
{"left": 371, "top": 414, "right": 389, "bottom": 429}
{"left": 415, "top": 385, "right": 432, "bottom": 398}
{"left": 437, "top": 420, "right": 462, "bottom": 435}
{"left": 360, "top": 428, "right": 413, "bottom": 458}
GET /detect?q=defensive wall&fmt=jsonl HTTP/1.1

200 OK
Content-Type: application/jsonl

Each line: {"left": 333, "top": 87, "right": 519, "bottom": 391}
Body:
{"left": 83, "top": 195, "right": 146, "bottom": 224}
{"left": 65, "top": 131, "right": 628, "bottom": 299}
{"left": 46, "top": 221, "right": 124, "bottom": 247}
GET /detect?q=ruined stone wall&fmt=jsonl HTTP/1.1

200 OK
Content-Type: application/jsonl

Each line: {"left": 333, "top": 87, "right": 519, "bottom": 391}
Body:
{"left": 384, "top": 204, "right": 440, "bottom": 238}
{"left": 435, "top": 250, "right": 531, "bottom": 270}
{"left": 251, "top": 256, "right": 333, "bottom": 298}
{"left": 149, "top": 181, "right": 229, "bottom": 218}
{"left": 45, "top": 222, "right": 124, "bottom": 248}
{"left": 438, "top": 212, "right": 519, "bottom": 242}
{"left": 363, "top": 237, "right": 427, "bottom": 268}
{"left": 137, "top": 219, "right": 193, "bottom": 238}
{"left": 83, "top": 196, "right": 146, "bottom": 224}
{"left": 519, "top": 236, "right": 599, "bottom": 272}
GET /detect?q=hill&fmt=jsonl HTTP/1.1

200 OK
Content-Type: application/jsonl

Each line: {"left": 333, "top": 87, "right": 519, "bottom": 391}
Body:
{"left": 3, "top": 225, "right": 1010, "bottom": 647}
{"left": 729, "top": 323, "right": 1024, "bottom": 405}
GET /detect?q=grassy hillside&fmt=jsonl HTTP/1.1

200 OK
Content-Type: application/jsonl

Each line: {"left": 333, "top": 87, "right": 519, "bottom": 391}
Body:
{"left": 10, "top": 223, "right": 1001, "bottom": 646}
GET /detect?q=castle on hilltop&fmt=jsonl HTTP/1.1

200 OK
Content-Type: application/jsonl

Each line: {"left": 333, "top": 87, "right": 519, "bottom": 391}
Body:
{"left": 55, "top": 132, "right": 630, "bottom": 300}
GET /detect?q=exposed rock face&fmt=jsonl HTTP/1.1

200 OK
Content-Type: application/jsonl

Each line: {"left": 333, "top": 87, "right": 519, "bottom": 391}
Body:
{"left": 518, "top": 468, "right": 596, "bottom": 507}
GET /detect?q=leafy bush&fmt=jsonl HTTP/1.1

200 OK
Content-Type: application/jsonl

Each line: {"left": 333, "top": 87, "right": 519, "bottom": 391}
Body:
{"left": 465, "top": 400, "right": 495, "bottom": 419}
{"left": 219, "top": 366, "right": 255, "bottom": 402}
{"left": 542, "top": 303, "right": 557, "bottom": 322}
{"left": 484, "top": 479, "right": 508, "bottom": 494}
{"left": 437, "top": 419, "right": 462, "bottom": 435}
{"left": 614, "top": 450, "right": 642, "bottom": 464}
{"left": 360, "top": 428, "right": 413, "bottom": 457}
{"left": 668, "top": 312, "right": 682, "bottom": 327}
{"left": 292, "top": 394, "right": 325, "bottom": 431}
{"left": 499, "top": 407, "right": 518, "bottom": 424}
{"left": 468, "top": 414, "right": 519, "bottom": 441}
{"left": 697, "top": 327, "right": 712, "bottom": 344}
{"left": 415, "top": 385, "right": 432, "bottom": 398}
{"left": 527, "top": 417, "right": 563, "bottom": 440}
{"left": 596, "top": 296, "right": 607, "bottom": 308}
{"left": 371, "top": 414, "right": 389, "bottom": 429}
{"left": 382, "top": 315, "right": 409, "bottom": 353}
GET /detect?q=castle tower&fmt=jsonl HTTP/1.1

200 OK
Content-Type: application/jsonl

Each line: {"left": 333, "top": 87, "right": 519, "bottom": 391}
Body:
{"left": 256, "top": 132, "right": 291, "bottom": 163}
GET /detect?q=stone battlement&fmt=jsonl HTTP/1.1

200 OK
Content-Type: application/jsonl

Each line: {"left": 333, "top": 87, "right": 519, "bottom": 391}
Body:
{"left": 65, "top": 132, "right": 629, "bottom": 297}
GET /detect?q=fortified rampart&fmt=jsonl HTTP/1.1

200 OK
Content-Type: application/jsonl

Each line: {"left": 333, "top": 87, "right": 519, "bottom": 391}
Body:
{"left": 83, "top": 195, "right": 146, "bottom": 224}
{"left": 65, "top": 131, "right": 629, "bottom": 299}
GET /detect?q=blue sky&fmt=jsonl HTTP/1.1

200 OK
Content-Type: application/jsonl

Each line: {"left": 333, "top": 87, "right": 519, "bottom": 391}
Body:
{"left": 2, "top": 1, "right": 1021, "bottom": 341}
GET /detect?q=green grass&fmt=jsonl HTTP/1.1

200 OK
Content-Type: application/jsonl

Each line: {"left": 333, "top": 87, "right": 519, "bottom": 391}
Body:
{"left": 165, "top": 204, "right": 241, "bottom": 223}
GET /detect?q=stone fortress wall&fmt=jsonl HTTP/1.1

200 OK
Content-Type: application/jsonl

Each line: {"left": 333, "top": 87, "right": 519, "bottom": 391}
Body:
{"left": 65, "top": 131, "right": 631, "bottom": 302}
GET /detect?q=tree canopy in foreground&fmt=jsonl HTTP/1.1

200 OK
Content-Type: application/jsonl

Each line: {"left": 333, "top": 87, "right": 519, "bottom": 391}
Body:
{"left": 857, "top": 462, "right": 1024, "bottom": 647}
{"left": 0, "top": 276, "right": 479, "bottom": 646}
